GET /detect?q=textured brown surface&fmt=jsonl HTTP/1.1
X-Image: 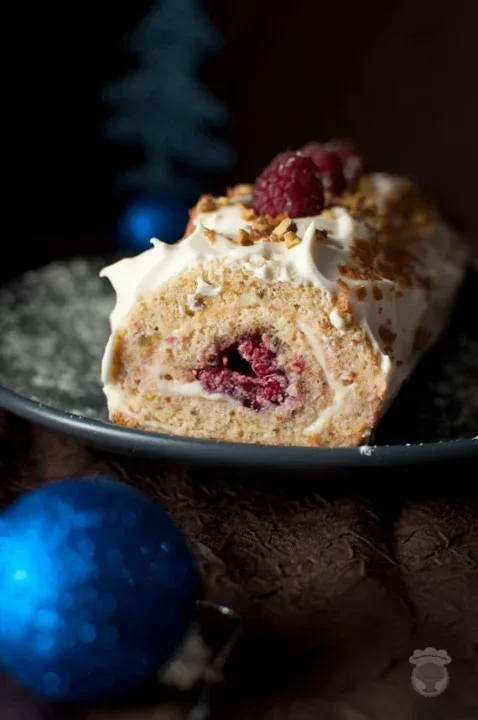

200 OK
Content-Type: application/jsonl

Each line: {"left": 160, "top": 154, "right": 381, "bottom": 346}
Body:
{"left": 1, "top": 411, "right": 478, "bottom": 719}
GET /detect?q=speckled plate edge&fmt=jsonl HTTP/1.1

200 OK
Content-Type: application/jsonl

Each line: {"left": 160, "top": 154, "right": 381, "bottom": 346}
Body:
{"left": 2, "top": 385, "right": 478, "bottom": 469}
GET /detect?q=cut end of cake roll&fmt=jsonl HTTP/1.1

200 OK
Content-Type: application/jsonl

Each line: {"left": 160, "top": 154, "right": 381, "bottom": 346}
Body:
{"left": 101, "top": 252, "right": 387, "bottom": 446}
{"left": 100, "top": 148, "right": 469, "bottom": 448}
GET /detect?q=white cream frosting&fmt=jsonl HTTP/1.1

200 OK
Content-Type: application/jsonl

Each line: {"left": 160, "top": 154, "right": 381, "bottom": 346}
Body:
{"left": 100, "top": 174, "right": 469, "bottom": 437}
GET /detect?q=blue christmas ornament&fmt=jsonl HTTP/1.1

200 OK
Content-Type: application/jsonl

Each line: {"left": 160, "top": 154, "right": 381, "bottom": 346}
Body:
{"left": 0, "top": 477, "right": 198, "bottom": 703}
{"left": 117, "top": 193, "right": 193, "bottom": 252}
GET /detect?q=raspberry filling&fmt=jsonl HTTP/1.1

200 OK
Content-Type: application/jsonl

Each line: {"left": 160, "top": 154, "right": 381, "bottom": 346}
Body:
{"left": 194, "top": 334, "right": 291, "bottom": 412}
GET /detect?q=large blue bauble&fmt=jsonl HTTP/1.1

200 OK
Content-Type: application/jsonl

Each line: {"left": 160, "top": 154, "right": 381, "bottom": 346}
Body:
{"left": 0, "top": 477, "right": 198, "bottom": 703}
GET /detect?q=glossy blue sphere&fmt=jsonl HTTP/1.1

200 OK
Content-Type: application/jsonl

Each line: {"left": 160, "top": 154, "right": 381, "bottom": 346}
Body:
{"left": 117, "top": 193, "right": 193, "bottom": 251}
{"left": 0, "top": 477, "right": 198, "bottom": 703}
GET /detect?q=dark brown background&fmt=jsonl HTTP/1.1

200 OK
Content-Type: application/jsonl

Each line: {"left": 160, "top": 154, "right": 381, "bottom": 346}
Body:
{"left": 2, "top": 1, "right": 478, "bottom": 718}
{"left": 3, "top": 0, "right": 478, "bottom": 280}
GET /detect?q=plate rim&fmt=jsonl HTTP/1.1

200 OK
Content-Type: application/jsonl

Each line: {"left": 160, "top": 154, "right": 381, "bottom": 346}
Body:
{"left": 1, "top": 384, "right": 478, "bottom": 470}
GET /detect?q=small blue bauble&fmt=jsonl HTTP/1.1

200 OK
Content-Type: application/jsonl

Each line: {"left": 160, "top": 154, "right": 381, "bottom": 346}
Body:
{"left": 117, "top": 193, "right": 194, "bottom": 251}
{"left": 0, "top": 477, "right": 198, "bottom": 703}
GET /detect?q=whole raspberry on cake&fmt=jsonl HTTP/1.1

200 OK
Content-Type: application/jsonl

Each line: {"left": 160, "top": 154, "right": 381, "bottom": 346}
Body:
{"left": 252, "top": 151, "right": 325, "bottom": 217}
{"left": 300, "top": 143, "right": 347, "bottom": 196}
{"left": 100, "top": 142, "right": 469, "bottom": 448}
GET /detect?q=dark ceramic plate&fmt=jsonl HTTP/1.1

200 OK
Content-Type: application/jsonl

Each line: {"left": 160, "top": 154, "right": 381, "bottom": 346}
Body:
{"left": 0, "top": 256, "right": 477, "bottom": 469}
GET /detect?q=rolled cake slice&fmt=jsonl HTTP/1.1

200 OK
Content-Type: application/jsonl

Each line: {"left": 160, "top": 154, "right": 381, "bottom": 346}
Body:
{"left": 100, "top": 174, "right": 469, "bottom": 447}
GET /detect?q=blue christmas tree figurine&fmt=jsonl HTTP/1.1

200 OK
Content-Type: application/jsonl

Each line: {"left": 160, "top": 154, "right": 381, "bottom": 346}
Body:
{"left": 104, "top": 0, "right": 234, "bottom": 251}
{"left": 105, "top": 0, "right": 234, "bottom": 193}
{"left": 104, "top": 0, "right": 234, "bottom": 252}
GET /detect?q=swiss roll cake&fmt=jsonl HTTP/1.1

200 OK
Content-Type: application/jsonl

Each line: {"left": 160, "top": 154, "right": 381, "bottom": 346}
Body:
{"left": 100, "top": 143, "right": 469, "bottom": 447}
